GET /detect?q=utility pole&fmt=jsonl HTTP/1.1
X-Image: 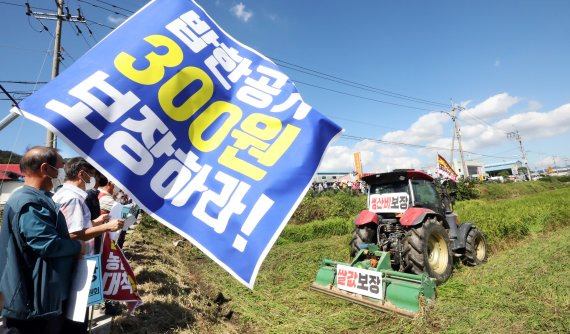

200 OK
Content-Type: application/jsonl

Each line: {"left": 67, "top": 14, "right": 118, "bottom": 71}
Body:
{"left": 46, "top": 0, "right": 64, "bottom": 148}
{"left": 444, "top": 106, "right": 469, "bottom": 179}
{"left": 507, "top": 129, "right": 532, "bottom": 181}
{"left": 26, "top": 0, "right": 85, "bottom": 148}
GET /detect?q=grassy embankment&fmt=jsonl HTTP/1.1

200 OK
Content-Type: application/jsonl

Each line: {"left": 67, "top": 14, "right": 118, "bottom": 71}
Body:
{"left": 114, "top": 182, "right": 570, "bottom": 333}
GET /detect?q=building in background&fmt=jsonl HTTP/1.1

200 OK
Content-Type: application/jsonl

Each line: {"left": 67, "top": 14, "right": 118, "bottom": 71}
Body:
{"left": 484, "top": 161, "right": 524, "bottom": 177}
{"left": 313, "top": 171, "right": 354, "bottom": 183}
{"left": 0, "top": 164, "right": 24, "bottom": 205}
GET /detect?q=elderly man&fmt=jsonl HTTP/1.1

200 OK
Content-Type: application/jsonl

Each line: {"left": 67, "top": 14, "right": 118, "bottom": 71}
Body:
{"left": 0, "top": 146, "right": 83, "bottom": 334}
{"left": 52, "top": 157, "right": 124, "bottom": 333}
{"left": 53, "top": 157, "right": 123, "bottom": 256}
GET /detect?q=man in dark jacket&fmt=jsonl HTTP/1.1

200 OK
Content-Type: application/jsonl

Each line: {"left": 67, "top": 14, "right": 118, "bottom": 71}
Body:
{"left": 0, "top": 146, "right": 84, "bottom": 334}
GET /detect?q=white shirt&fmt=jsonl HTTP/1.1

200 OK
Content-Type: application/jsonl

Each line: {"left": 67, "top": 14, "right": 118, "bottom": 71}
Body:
{"left": 53, "top": 183, "right": 94, "bottom": 255}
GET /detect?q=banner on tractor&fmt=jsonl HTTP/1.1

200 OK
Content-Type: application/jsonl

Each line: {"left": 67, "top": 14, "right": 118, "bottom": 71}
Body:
{"left": 101, "top": 233, "right": 142, "bottom": 314}
{"left": 337, "top": 264, "right": 383, "bottom": 300}
{"left": 12, "top": 0, "right": 342, "bottom": 287}
{"left": 369, "top": 193, "right": 409, "bottom": 213}
{"left": 436, "top": 154, "right": 458, "bottom": 182}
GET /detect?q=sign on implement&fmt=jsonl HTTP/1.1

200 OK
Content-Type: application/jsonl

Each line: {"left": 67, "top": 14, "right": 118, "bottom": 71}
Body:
{"left": 369, "top": 193, "right": 410, "bottom": 213}
{"left": 336, "top": 264, "right": 383, "bottom": 300}
{"left": 13, "top": 0, "right": 342, "bottom": 288}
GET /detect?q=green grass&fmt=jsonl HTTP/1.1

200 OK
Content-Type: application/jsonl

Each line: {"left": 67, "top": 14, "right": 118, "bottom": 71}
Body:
{"left": 192, "top": 225, "right": 570, "bottom": 334}
{"left": 115, "top": 184, "right": 570, "bottom": 333}
{"left": 414, "top": 227, "right": 570, "bottom": 333}
{"left": 455, "top": 187, "right": 570, "bottom": 246}
{"left": 476, "top": 180, "right": 570, "bottom": 200}
{"left": 190, "top": 187, "right": 570, "bottom": 333}
{"left": 277, "top": 217, "right": 353, "bottom": 244}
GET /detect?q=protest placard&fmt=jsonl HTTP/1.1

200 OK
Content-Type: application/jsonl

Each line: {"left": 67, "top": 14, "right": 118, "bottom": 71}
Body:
{"left": 13, "top": 0, "right": 342, "bottom": 287}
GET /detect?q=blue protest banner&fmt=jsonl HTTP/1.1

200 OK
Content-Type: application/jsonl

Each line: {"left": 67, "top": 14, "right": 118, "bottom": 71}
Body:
{"left": 86, "top": 254, "right": 103, "bottom": 306}
{"left": 13, "top": 0, "right": 342, "bottom": 287}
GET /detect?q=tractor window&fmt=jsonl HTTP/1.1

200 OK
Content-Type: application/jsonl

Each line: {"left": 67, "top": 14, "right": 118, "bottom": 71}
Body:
{"left": 370, "top": 181, "right": 409, "bottom": 195}
{"left": 411, "top": 179, "right": 442, "bottom": 212}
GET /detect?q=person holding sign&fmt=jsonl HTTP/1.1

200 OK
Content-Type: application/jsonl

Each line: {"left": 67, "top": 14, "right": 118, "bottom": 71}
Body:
{"left": 0, "top": 147, "right": 84, "bottom": 334}
{"left": 53, "top": 157, "right": 124, "bottom": 256}
{"left": 52, "top": 157, "right": 123, "bottom": 332}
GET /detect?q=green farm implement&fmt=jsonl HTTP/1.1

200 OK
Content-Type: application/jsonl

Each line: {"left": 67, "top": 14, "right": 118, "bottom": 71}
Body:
{"left": 311, "top": 244, "right": 436, "bottom": 317}
{"left": 312, "top": 170, "right": 488, "bottom": 317}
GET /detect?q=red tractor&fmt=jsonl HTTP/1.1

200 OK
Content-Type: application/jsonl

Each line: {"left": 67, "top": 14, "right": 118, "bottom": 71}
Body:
{"left": 351, "top": 170, "right": 488, "bottom": 284}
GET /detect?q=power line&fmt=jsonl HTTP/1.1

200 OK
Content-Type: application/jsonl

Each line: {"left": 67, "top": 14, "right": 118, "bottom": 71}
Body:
{"left": 341, "top": 134, "right": 517, "bottom": 160}
{"left": 77, "top": 0, "right": 128, "bottom": 17}
{"left": 330, "top": 116, "right": 399, "bottom": 131}
{"left": 293, "top": 79, "right": 440, "bottom": 112}
{"left": 0, "top": 81, "right": 47, "bottom": 84}
{"left": 0, "top": 1, "right": 50, "bottom": 11}
{"left": 93, "top": 0, "right": 134, "bottom": 14}
{"left": 460, "top": 109, "right": 508, "bottom": 134}
{"left": 278, "top": 62, "right": 449, "bottom": 109}
{"left": 85, "top": 19, "right": 114, "bottom": 30}
{"left": 271, "top": 57, "right": 450, "bottom": 108}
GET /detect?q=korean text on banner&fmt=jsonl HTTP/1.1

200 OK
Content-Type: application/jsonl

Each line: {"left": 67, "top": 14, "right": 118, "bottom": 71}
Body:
{"left": 12, "top": 0, "right": 342, "bottom": 288}
{"left": 336, "top": 264, "right": 383, "bottom": 300}
{"left": 101, "top": 233, "right": 142, "bottom": 314}
{"left": 436, "top": 154, "right": 458, "bottom": 182}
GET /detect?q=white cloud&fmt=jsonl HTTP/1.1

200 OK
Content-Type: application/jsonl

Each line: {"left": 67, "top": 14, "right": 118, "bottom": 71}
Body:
{"left": 230, "top": 2, "right": 253, "bottom": 22}
{"left": 319, "top": 146, "right": 354, "bottom": 171}
{"left": 318, "top": 94, "right": 570, "bottom": 174}
{"left": 382, "top": 112, "right": 449, "bottom": 145}
{"left": 534, "top": 156, "right": 558, "bottom": 169}
{"left": 494, "top": 59, "right": 501, "bottom": 67}
{"left": 320, "top": 141, "right": 422, "bottom": 174}
{"left": 495, "top": 103, "right": 570, "bottom": 139}
{"left": 528, "top": 100, "right": 542, "bottom": 112}
{"left": 460, "top": 93, "right": 519, "bottom": 120}
{"left": 107, "top": 15, "right": 126, "bottom": 25}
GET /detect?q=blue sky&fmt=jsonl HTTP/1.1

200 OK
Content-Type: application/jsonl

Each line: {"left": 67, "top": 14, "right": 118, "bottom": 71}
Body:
{"left": 1, "top": 0, "right": 569, "bottom": 172}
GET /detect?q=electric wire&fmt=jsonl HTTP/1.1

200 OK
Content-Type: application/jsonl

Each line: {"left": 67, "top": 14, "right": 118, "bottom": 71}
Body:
{"left": 271, "top": 57, "right": 450, "bottom": 108}
{"left": 93, "top": 0, "right": 134, "bottom": 14}
{"left": 341, "top": 134, "right": 518, "bottom": 160}
{"left": 0, "top": 81, "right": 47, "bottom": 84}
{"left": 85, "top": 19, "right": 114, "bottom": 30}
{"left": 278, "top": 62, "right": 448, "bottom": 109}
{"left": 330, "top": 116, "right": 400, "bottom": 131}
{"left": 77, "top": 0, "right": 128, "bottom": 17}
{"left": 0, "top": 33, "right": 53, "bottom": 189}
{"left": 293, "top": 80, "right": 440, "bottom": 112}
{"left": 4, "top": 0, "right": 550, "bottom": 167}
{"left": 0, "top": 1, "right": 50, "bottom": 11}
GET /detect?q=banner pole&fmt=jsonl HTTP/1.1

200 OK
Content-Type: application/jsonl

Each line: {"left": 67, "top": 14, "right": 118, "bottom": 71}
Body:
{"left": 88, "top": 305, "right": 95, "bottom": 334}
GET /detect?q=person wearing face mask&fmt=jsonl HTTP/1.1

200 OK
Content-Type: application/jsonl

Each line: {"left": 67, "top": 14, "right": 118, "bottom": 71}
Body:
{"left": 0, "top": 146, "right": 84, "bottom": 334}
{"left": 52, "top": 157, "right": 124, "bottom": 258}
{"left": 52, "top": 158, "right": 124, "bottom": 333}
{"left": 98, "top": 178, "right": 119, "bottom": 215}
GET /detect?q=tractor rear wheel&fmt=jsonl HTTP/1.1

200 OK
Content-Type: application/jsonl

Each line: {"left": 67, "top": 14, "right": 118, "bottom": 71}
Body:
{"left": 349, "top": 224, "right": 377, "bottom": 257}
{"left": 404, "top": 219, "right": 453, "bottom": 285}
{"left": 462, "top": 228, "right": 488, "bottom": 266}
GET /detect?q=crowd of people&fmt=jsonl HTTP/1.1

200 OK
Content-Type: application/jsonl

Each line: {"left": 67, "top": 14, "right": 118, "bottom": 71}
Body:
{"left": 0, "top": 146, "right": 136, "bottom": 334}
{"left": 311, "top": 180, "right": 367, "bottom": 194}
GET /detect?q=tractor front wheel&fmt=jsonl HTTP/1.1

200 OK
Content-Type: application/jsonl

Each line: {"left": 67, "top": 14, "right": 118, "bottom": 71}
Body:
{"left": 404, "top": 219, "right": 453, "bottom": 285}
{"left": 462, "top": 228, "right": 488, "bottom": 266}
{"left": 349, "top": 224, "right": 377, "bottom": 257}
